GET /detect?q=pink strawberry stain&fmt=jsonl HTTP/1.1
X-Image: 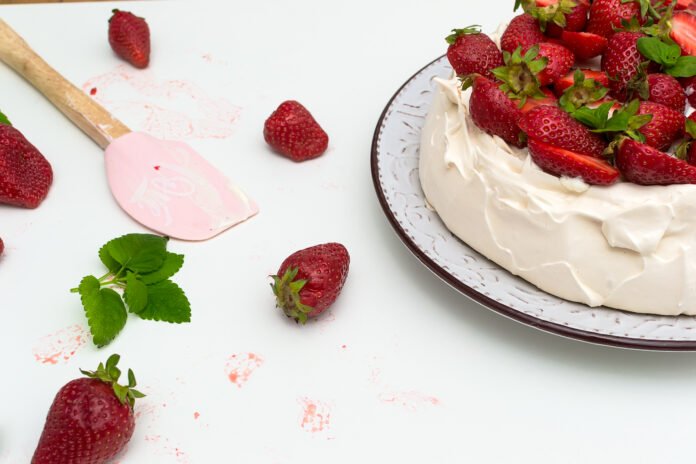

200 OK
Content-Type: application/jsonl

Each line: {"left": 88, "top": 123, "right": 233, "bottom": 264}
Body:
{"left": 341, "top": 344, "right": 347, "bottom": 349}
{"left": 379, "top": 391, "right": 441, "bottom": 411}
{"left": 82, "top": 65, "right": 242, "bottom": 140}
{"left": 89, "top": 87, "right": 97, "bottom": 96}
{"left": 225, "top": 352, "right": 264, "bottom": 388}
{"left": 298, "top": 398, "right": 331, "bottom": 434}
{"left": 193, "top": 411, "right": 200, "bottom": 420}
{"left": 154, "top": 165, "right": 160, "bottom": 170}
{"left": 32, "top": 324, "right": 87, "bottom": 365}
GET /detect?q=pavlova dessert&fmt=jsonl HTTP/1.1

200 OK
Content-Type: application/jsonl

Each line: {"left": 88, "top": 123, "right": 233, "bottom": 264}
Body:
{"left": 419, "top": 0, "right": 696, "bottom": 315}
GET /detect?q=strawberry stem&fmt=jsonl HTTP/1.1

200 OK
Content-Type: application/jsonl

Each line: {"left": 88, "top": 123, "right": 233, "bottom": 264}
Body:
{"left": 80, "top": 354, "right": 145, "bottom": 409}
{"left": 270, "top": 267, "right": 314, "bottom": 324}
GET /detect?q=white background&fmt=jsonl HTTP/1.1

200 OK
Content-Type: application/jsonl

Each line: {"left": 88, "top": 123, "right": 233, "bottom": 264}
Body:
{"left": 2, "top": 1, "right": 696, "bottom": 463}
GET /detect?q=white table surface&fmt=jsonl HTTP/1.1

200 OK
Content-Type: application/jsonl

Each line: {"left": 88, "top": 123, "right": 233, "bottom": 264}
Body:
{"left": 2, "top": 1, "right": 696, "bottom": 463}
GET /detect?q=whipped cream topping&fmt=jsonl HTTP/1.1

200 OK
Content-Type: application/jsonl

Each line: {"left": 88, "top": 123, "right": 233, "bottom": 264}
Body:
{"left": 419, "top": 77, "right": 696, "bottom": 315}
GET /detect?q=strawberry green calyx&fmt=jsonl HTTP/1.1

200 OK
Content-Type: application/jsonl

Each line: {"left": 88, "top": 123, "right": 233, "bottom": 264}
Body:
{"left": 270, "top": 267, "right": 313, "bottom": 324}
{"left": 492, "top": 45, "right": 548, "bottom": 107}
{"left": 560, "top": 70, "right": 610, "bottom": 113}
{"left": 80, "top": 354, "right": 145, "bottom": 409}
{"left": 676, "top": 119, "right": 696, "bottom": 159}
{"left": 518, "top": 0, "right": 577, "bottom": 32}
{"left": 623, "top": 0, "right": 661, "bottom": 21}
{"left": 0, "top": 110, "right": 12, "bottom": 126}
{"left": 445, "top": 25, "right": 483, "bottom": 44}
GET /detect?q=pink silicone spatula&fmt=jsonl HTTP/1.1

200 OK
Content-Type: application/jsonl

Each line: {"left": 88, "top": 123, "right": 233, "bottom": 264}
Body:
{"left": 0, "top": 19, "right": 258, "bottom": 241}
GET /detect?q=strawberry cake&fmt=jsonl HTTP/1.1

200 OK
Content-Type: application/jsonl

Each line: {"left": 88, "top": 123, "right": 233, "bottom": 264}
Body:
{"left": 419, "top": 0, "right": 696, "bottom": 315}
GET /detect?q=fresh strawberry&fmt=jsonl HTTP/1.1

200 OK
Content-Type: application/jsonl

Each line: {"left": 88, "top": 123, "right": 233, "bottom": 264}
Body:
{"left": 446, "top": 26, "right": 504, "bottom": 79}
{"left": 501, "top": 14, "right": 545, "bottom": 53}
{"left": 646, "top": 73, "right": 686, "bottom": 112}
{"left": 519, "top": 105, "right": 608, "bottom": 157}
{"left": 108, "top": 10, "right": 150, "bottom": 69}
{"left": 617, "top": 138, "right": 696, "bottom": 184}
{"left": 263, "top": 101, "right": 329, "bottom": 162}
{"left": 0, "top": 114, "right": 52, "bottom": 209}
{"left": 32, "top": 355, "right": 143, "bottom": 464}
{"left": 521, "top": 87, "right": 559, "bottom": 112}
{"left": 518, "top": 0, "right": 589, "bottom": 37}
{"left": 554, "top": 69, "right": 610, "bottom": 96}
{"left": 637, "top": 101, "right": 685, "bottom": 150}
{"left": 271, "top": 243, "right": 349, "bottom": 324}
{"left": 527, "top": 138, "right": 620, "bottom": 184}
{"left": 469, "top": 77, "right": 527, "bottom": 147}
{"left": 561, "top": 31, "right": 608, "bottom": 60}
{"left": 586, "top": 0, "right": 646, "bottom": 38}
{"left": 602, "top": 31, "right": 646, "bottom": 101}
{"left": 670, "top": 11, "right": 696, "bottom": 56}
{"left": 534, "top": 42, "right": 575, "bottom": 86}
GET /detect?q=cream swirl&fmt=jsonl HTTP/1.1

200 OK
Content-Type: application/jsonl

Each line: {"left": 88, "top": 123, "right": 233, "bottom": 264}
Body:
{"left": 419, "top": 77, "right": 696, "bottom": 315}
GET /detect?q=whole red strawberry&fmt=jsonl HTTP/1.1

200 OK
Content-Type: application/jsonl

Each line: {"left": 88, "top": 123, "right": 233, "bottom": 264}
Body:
{"left": 602, "top": 31, "right": 646, "bottom": 101}
{"left": 445, "top": 26, "right": 504, "bottom": 79}
{"left": 527, "top": 138, "right": 619, "bottom": 184}
{"left": 647, "top": 74, "right": 686, "bottom": 112}
{"left": 519, "top": 105, "right": 607, "bottom": 157}
{"left": 637, "top": 101, "right": 685, "bottom": 151}
{"left": 617, "top": 138, "right": 696, "bottom": 184}
{"left": 271, "top": 243, "right": 349, "bottom": 323}
{"left": 518, "top": 0, "right": 589, "bottom": 37}
{"left": 264, "top": 101, "right": 329, "bottom": 161}
{"left": 108, "top": 10, "right": 150, "bottom": 69}
{"left": 534, "top": 42, "right": 575, "bottom": 86}
{"left": 501, "top": 14, "right": 545, "bottom": 53}
{"left": 32, "top": 354, "right": 144, "bottom": 464}
{"left": 587, "top": 0, "right": 645, "bottom": 38}
{"left": 469, "top": 76, "right": 526, "bottom": 147}
{"left": 0, "top": 114, "right": 53, "bottom": 209}
{"left": 546, "top": 0, "right": 590, "bottom": 37}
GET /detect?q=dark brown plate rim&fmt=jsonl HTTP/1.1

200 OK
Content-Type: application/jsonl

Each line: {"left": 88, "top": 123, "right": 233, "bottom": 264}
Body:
{"left": 370, "top": 55, "right": 696, "bottom": 352}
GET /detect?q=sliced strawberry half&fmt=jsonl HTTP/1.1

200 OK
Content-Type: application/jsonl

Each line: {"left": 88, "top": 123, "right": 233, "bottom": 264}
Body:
{"left": 617, "top": 138, "right": 696, "bottom": 184}
{"left": 554, "top": 69, "right": 610, "bottom": 96}
{"left": 671, "top": 11, "right": 696, "bottom": 56}
{"left": 561, "top": 31, "right": 608, "bottom": 60}
{"left": 521, "top": 88, "right": 558, "bottom": 112}
{"left": 527, "top": 138, "right": 620, "bottom": 185}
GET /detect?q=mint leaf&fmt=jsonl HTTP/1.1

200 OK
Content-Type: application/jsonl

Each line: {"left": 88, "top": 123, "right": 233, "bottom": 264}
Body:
{"left": 99, "top": 244, "right": 121, "bottom": 274}
{"left": 137, "top": 280, "right": 191, "bottom": 323}
{"left": 79, "top": 276, "right": 127, "bottom": 347}
{"left": 124, "top": 273, "right": 148, "bottom": 314}
{"left": 106, "top": 234, "right": 168, "bottom": 274}
{"left": 140, "top": 252, "right": 184, "bottom": 285}
{"left": 637, "top": 37, "right": 680, "bottom": 66}
{"left": 667, "top": 56, "right": 696, "bottom": 78}
{"left": 572, "top": 102, "right": 612, "bottom": 129}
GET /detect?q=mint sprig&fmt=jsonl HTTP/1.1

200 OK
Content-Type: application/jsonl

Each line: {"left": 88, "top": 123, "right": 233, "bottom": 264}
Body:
{"left": 71, "top": 233, "right": 190, "bottom": 347}
{"left": 637, "top": 36, "right": 696, "bottom": 78}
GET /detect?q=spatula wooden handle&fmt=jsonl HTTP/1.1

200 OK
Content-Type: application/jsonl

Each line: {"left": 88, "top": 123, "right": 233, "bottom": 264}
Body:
{"left": 0, "top": 19, "right": 130, "bottom": 149}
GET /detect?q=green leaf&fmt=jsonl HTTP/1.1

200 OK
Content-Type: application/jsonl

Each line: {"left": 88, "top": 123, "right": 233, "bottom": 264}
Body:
{"left": 686, "top": 118, "right": 696, "bottom": 139}
{"left": 106, "top": 234, "right": 168, "bottom": 274}
{"left": 79, "top": 276, "right": 127, "bottom": 347}
{"left": 572, "top": 102, "right": 612, "bottom": 129}
{"left": 124, "top": 272, "right": 148, "bottom": 314}
{"left": 667, "top": 56, "right": 696, "bottom": 78}
{"left": 637, "top": 37, "right": 681, "bottom": 66}
{"left": 137, "top": 280, "right": 191, "bottom": 323}
{"left": 0, "top": 110, "right": 11, "bottom": 126}
{"left": 139, "top": 252, "right": 184, "bottom": 285}
{"left": 98, "top": 244, "right": 121, "bottom": 274}
{"left": 445, "top": 25, "right": 482, "bottom": 44}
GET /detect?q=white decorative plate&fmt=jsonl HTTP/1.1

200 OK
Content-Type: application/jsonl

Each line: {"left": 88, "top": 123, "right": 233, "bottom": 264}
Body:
{"left": 371, "top": 55, "right": 696, "bottom": 351}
